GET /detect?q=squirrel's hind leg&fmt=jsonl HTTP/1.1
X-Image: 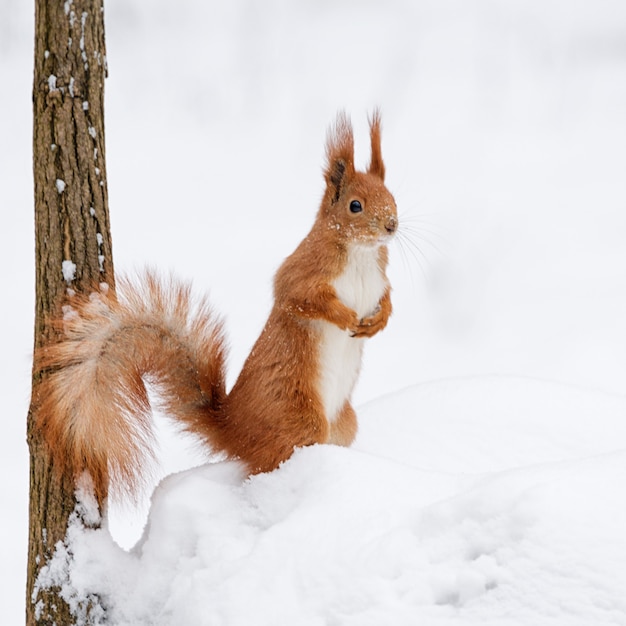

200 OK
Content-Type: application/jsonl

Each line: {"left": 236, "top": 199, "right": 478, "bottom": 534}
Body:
{"left": 327, "top": 402, "right": 358, "bottom": 447}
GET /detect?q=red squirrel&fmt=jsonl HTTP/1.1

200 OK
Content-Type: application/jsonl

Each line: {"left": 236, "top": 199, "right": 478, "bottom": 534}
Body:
{"left": 35, "top": 112, "right": 398, "bottom": 499}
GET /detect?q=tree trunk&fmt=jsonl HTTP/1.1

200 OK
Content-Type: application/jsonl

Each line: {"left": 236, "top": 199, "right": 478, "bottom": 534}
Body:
{"left": 27, "top": 0, "right": 114, "bottom": 623}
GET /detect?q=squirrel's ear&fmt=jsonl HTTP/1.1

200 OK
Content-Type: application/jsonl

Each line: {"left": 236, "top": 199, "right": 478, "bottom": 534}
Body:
{"left": 367, "top": 109, "right": 386, "bottom": 181}
{"left": 325, "top": 111, "right": 355, "bottom": 203}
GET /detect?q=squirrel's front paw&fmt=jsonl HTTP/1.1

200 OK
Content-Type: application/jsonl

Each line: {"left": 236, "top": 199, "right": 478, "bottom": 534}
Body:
{"left": 351, "top": 309, "right": 388, "bottom": 338}
{"left": 341, "top": 310, "right": 362, "bottom": 337}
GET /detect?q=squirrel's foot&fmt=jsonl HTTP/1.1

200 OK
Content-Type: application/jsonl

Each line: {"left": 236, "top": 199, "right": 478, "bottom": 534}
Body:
{"left": 350, "top": 307, "right": 388, "bottom": 338}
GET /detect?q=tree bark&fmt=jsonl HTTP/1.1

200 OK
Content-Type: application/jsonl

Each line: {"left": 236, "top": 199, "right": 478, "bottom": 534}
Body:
{"left": 27, "top": 0, "right": 114, "bottom": 623}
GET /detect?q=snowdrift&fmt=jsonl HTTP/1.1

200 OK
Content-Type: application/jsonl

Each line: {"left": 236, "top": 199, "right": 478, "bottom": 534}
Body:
{"left": 41, "top": 376, "right": 626, "bottom": 625}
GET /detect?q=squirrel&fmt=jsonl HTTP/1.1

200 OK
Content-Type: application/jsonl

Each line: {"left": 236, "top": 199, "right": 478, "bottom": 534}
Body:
{"left": 34, "top": 111, "right": 398, "bottom": 500}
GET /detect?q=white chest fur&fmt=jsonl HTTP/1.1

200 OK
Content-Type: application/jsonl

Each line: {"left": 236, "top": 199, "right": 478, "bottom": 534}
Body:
{"left": 317, "top": 244, "right": 387, "bottom": 422}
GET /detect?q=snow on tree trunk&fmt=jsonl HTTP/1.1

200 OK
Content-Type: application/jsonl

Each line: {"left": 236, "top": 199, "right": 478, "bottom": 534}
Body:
{"left": 27, "top": 0, "right": 114, "bottom": 623}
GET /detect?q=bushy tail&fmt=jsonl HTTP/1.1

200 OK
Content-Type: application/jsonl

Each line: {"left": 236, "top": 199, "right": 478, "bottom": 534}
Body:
{"left": 34, "top": 272, "right": 228, "bottom": 500}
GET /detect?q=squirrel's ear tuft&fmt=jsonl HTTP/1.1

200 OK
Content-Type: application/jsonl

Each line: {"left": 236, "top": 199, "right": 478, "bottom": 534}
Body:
{"left": 325, "top": 111, "right": 355, "bottom": 203}
{"left": 367, "top": 109, "right": 385, "bottom": 181}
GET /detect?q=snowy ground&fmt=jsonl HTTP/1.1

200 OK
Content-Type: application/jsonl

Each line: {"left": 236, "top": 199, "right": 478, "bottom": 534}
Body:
{"left": 2, "top": 0, "right": 626, "bottom": 623}
{"left": 36, "top": 377, "right": 626, "bottom": 625}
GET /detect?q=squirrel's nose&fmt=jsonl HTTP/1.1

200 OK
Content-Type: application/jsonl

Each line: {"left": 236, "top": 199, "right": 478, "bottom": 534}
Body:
{"left": 385, "top": 215, "right": 398, "bottom": 234}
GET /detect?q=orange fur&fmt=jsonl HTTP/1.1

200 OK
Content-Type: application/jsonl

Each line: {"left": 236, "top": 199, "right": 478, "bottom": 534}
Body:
{"left": 34, "top": 112, "right": 398, "bottom": 498}
{"left": 35, "top": 274, "right": 227, "bottom": 500}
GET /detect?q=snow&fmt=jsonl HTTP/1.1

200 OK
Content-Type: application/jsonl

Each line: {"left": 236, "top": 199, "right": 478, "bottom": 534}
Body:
{"left": 37, "top": 379, "right": 626, "bottom": 625}
{"left": 62, "top": 259, "right": 77, "bottom": 283}
{"left": 2, "top": 0, "right": 626, "bottom": 624}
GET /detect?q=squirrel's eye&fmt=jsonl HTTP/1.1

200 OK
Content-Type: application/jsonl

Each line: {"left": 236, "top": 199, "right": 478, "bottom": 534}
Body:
{"left": 349, "top": 200, "right": 362, "bottom": 213}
